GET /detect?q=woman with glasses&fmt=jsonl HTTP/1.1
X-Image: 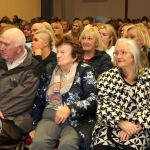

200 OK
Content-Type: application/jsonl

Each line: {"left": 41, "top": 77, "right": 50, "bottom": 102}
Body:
{"left": 92, "top": 38, "right": 150, "bottom": 150}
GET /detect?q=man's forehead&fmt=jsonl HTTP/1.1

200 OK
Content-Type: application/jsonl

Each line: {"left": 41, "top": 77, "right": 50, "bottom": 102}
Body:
{"left": 2, "top": 29, "right": 15, "bottom": 36}
{"left": 0, "top": 32, "right": 14, "bottom": 45}
{"left": 1, "top": 28, "right": 23, "bottom": 37}
{"left": 0, "top": 32, "right": 12, "bottom": 40}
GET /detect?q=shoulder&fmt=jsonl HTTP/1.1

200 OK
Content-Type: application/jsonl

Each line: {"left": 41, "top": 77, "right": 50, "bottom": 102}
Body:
{"left": 77, "top": 62, "right": 96, "bottom": 81}
{"left": 94, "top": 50, "right": 112, "bottom": 61}
{"left": 25, "top": 48, "right": 40, "bottom": 67}
{"left": 95, "top": 50, "right": 109, "bottom": 57}
{"left": 77, "top": 61, "right": 94, "bottom": 73}
{"left": 98, "top": 67, "right": 120, "bottom": 80}
{"left": 139, "top": 68, "right": 150, "bottom": 80}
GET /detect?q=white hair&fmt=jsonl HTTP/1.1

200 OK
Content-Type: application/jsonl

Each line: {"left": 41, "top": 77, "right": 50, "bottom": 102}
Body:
{"left": 114, "top": 38, "right": 143, "bottom": 76}
{"left": 3, "top": 28, "right": 26, "bottom": 47}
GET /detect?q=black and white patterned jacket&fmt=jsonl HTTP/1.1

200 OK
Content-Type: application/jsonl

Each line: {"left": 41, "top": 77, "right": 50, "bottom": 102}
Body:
{"left": 92, "top": 67, "right": 150, "bottom": 150}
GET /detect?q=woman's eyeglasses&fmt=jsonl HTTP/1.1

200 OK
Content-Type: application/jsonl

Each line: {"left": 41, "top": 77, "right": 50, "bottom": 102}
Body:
{"left": 113, "top": 50, "right": 129, "bottom": 56}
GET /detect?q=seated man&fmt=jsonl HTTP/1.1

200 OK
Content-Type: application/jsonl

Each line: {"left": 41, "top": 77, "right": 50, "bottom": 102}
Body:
{"left": 0, "top": 28, "right": 39, "bottom": 145}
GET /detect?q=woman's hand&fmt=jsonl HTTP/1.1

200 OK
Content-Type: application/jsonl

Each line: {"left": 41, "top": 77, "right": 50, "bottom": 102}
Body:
{"left": 118, "top": 120, "right": 141, "bottom": 136}
{"left": 33, "top": 48, "right": 42, "bottom": 56}
{"left": 29, "top": 130, "right": 36, "bottom": 139}
{"left": 54, "top": 106, "right": 71, "bottom": 124}
{"left": 118, "top": 130, "right": 131, "bottom": 141}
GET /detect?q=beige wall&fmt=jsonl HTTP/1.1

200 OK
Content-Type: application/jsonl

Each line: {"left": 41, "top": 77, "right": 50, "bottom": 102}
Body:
{"left": 0, "top": 0, "right": 41, "bottom": 22}
{"left": 53, "top": 0, "right": 125, "bottom": 21}
{"left": 53, "top": 0, "right": 62, "bottom": 19}
{"left": 128, "top": 0, "right": 150, "bottom": 19}
{"left": 53, "top": 0, "right": 150, "bottom": 22}
{"left": 1, "top": 0, "right": 149, "bottom": 23}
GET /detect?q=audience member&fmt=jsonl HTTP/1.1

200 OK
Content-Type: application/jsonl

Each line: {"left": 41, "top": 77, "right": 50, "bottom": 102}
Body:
{"left": 82, "top": 16, "right": 94, "bottom": 28}
{"left": 123, "top": 23, "right": 150, "bottom": 66}
{"left": 32, "top": 29, "right": 56, "bottom": 69}
{"left": 22, "top": 22, "right": 32, "bottom": 43}
{"left": 31, "top": 22, "right": 46, "bottom": 37}
{"left": 51, "top": 22, "right": 64, "bottom": 43}
{"left": 79, "top": 26, "right": 113, "bottom": 79}
{"left": 30, "top": 38, "right": 98, "bottom": 150}
{"left": 117, "top": 23, "right": 130, "bottom": 38}
{"left": 64, "top": 20, "right": 83, "bottom": 42}
{"left": 92, "top": 38, "right": 150, "bottom": 150}
{"left": 96, "top": 23, "right": 117, "bottom": 63}
{"left": 61, "top": 20, "right": 70, "bottom": 34}
{"left": 0, "top": 28, "right": 39, "bottom": 145}
{"left": 31, "top": 29, "right": 57, "bottom": 130}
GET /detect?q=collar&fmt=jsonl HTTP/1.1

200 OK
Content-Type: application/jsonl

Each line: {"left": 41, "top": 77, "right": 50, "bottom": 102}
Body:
{"left": 6, "top": 49, "right": 28, "bottom": 70}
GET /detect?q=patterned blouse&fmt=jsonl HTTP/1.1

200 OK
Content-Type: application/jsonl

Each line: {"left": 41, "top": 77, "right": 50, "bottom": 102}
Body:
{"left": 92, "top": 67, "right": 150, "bottom": 150}
{"left": 32, "top": 62, "right": 98, "bottom": 138}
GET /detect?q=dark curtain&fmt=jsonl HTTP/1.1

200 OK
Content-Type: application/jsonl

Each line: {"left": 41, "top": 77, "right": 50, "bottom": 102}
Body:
{"left": 125, "top": 0, "right": 128, "bottom": 19}
{"left": 41, "top": 0, "right": 53, "bottom": 21}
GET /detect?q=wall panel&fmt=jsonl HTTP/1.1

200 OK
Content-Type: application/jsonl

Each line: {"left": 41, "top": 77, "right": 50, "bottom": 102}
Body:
{"left": 53, "top": 0, "right": 150, "bottom": 22}
{"left": 0, "top": 0, "right": 41, "bottom": 22}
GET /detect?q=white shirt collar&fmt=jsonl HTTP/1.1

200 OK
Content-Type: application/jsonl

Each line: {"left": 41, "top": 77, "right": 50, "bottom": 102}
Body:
{"left": 6, "top": 49, "right": 28, "bottom": 70}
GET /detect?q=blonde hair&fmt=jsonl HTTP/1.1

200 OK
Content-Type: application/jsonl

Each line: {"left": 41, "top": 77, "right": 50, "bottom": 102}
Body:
{"left": 123, "top": 23, "right": 150, "bottom": 47}
{"left": 79, "top": 26, "right": 105, "bottom": 51}
{"left": 42, "top": 22, "right": 54, "bottom": 34}
{"left": 118, "top": 23, "right": 130, "bottom": 38}
{"left": 42, "top": 22, "right": 56, "bottom": 45}
{"left": 123, "top": 23, "right": 150, "bottom": 67}
{"left": 96, "top": 23, "right": 117, "bottom": 49}
{"left": 51, "top": 22, "right": 64, "bottom": 42}
{"left": 73, "top": 20, "right": 83, "bottom": 29}
{"left": 34, "top": 29, "right": 54, "bottom": 49}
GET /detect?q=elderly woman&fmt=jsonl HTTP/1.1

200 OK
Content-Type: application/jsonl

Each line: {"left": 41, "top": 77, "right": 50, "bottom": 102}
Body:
{"left": 92, "top": 38, "right": 150, "bottom": 150}
{"left": 79, "top": 26, "right": 113, "bottom": 79}
{"left": 30, "top": 38, "right": 98, "bottom": 150}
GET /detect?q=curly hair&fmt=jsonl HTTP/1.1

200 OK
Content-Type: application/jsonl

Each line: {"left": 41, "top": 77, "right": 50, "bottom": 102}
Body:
{"left": 56, "top": 37, "right": 83, "bottom": 62}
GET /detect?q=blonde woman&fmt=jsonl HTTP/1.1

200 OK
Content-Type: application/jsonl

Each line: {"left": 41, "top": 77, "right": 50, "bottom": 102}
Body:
{"left": 96, "top": 23, "right": 117, "bottom": 63}
{"left": 64, "top": 20, "right": 83, "bottom": 42}
{"left": 51, "top": 22, "right": 64, "bottom": 43}
{"left": 79, "top": 26, "right": 112, "bottom": 79}
{"left": 123, "top": 23, "right": 150, "bottom": 67}
{"left": 32, "top": 29, "right": 56, "bottom": 69}
{"left": 30, "top": 29, "right": 57, "bottom": 138}
{"left": 117, "top": 23, "right": 130, "bottom": 38}
{"left": 42, "top": 22, "right": 57, "bottom": 52}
